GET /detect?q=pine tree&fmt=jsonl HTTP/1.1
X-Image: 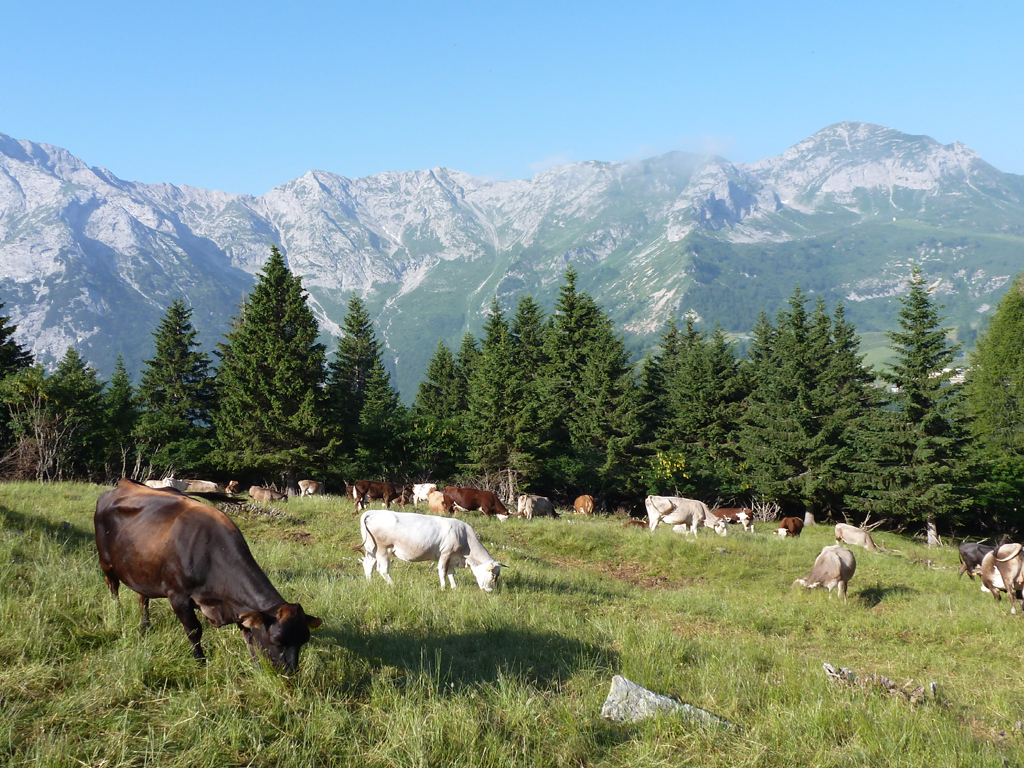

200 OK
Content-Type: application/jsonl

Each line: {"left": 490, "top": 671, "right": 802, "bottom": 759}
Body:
{"left": 353, "top": 356, "right": 409, "bottom": 478}
{"left": 214, "top": 245, "right": 329, "bottom": 487}
{"left": 409, "top": 340, "right": 467, "bottom": 479}
{"left": 413, "top": 340, "right": 462, "bottom": 420}
{"left": 326, "top": 294, "right": 381, "bottom": 454}
{"left": 103, "top": 355, "right": 140, "bottom": 480}
{"left": 136, "top": 298, "right": 215, "bottom": 475}
{"left": 0, "top": 301, "right": 32, "bottom": 377}
{"left": 44, "top": 348, "right": 106, "bottom": 480}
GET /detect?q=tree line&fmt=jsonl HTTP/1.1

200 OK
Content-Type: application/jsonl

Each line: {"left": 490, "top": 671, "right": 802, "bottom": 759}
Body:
{"left": 1, "top": 244, "right": 1022, "bottom": 537}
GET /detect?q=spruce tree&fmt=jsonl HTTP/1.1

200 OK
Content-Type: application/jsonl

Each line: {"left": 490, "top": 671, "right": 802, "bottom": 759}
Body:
{"left": 410, "top": 340, "right": 466, "bottom": 479}
{"left": 103, "top": 355, "right": 140, "bottom": 480}
{"left": 0, "top": 301, "right": 32, "bottom": 377}
{"left": 136, "top": 298, "right": 215, "bottom": 475}
{"left": 214, "top": 245, "right": 329, "bottom": 488}
{"left": 45, "top": 348, "right": 106, "bottom": 480}
{"left": 326, "top": 294, "right": 381, "bottom": 454}
{"left": 353, "top": 356, "right": 409, "bottom": 478}
{"left": 413, "top": 340, "right": 462, "bottom": 420}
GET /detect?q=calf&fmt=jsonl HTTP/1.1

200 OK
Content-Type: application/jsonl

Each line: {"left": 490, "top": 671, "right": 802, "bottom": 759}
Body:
{"left": 517, "top": 494, "right": 558, "bottom": 519}
{"left": 777, "top": 517, "right": 804, "bottom": 537}
{"left": 249, "top": 486, "right": 288, "bottom": 503}
{"left": 793, "top": 545, "right": 857, "bottom": 601}
{"left": 834, "top": 523, "right": 878, "bottom": 551}
{"left": 298, "top": 479, "right": 325, "bottom": 497}
{"left": 95, "top": 479, "right": 320, "bottom": 669}
{"left": 645, "top": 495, "right": 727, "bottom": 537}
{"left": 980, "top": 544, "right": 1024, "bottom": 614}
{"left": 351, "top": 480, "right": 404, "bottom": 510}
{"left": 442, "top": 486, "right": 511, "bottom": 519}
{"left": 958, "top": 541, "right": 995, "bottom": 580}
{"left": 573, "top": 495, "right": 595, "bottom": 515}
{"left": 412, "top": 483, "right": 438, "bottom": 504}
{"left": 713, "top": 507, "right": 754, "bottom": 532}
{"left": 359, "top": 510, "right": 505, "bottom": 591}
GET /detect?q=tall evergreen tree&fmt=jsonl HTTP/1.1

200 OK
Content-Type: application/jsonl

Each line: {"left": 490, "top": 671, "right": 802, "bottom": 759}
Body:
{"left": 136, "top": 298, "right": 215, "bottom": 475}
{"left": 326, "top": 294, "right": 381, "bottom": 454}
{"left": 0, "top": 301, "right": 32, "bottom": 377}
{"left": 214, "top": 245, "right": 329, "bottom": 488}
{"left": 103, "top": 355, "right": 140, "bottom": 480}
{"left": 353, "top": 356, "right": 409, "bottom": 479}
{"left": 413, "top": 340, "right": 462, "bottom": 420}
{"left": 410, "top": 340, "right": 466, "bottom": 479}
{"left": 44, "top": 348, "right": 106, "bottom": 480}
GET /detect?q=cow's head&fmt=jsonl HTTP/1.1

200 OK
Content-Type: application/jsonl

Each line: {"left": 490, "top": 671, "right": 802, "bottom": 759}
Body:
{"left": 240, "top": 603, "right": 322, "bottom": 672}
{"left": 469, "top": 561, "right": 505, "bottom": 592}
{"left": 710, "top": 517, "right": 728, "bottom": 537}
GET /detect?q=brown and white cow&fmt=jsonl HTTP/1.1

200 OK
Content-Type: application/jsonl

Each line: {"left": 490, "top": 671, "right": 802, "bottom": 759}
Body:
{"left": 645, "top": 495, "right": 727, "bottom": 536}
{"left": 777, "top": 517, "right": 804, "bottom": 537}
{"left": 298, "top": 479, "right": 325, "bottom": 497}
{"left": 517, "top": 494, "right": 558, "bottom": 520}
{"left": 442, "top": 487, "right": 511, "bottom": 519}
{"left": 350, "top": 480, "right": 405, "bottom": 511}
{"left": 94, "top": 479, "right": 321, "bottom": 669}
{"left": 980, "top": 543, "right": 1024, "bottom": 614}
{"left": 834, "top": 523, "right": 878, "bottom": 552}
{"left": 573, "top": 494, "right": 595, "bottom": 515}
{"left": 225, "top": 480, "right": 240, "bottom": 494}
{"left": 713, "top": 507, "right": 754, "bottom": 532}
{"left": 249, "top": 486, "right": 288, "bottom": 503}
{"left": 793, "top": 545, "right": 856, "bottom": 601}
{"left": 412, "top": 483, "right": 438, "bottom": 504}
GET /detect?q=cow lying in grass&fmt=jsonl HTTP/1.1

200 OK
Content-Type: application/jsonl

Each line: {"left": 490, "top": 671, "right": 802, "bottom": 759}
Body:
{"left": 834, "top": 523, "right": 879, "bottom": 552}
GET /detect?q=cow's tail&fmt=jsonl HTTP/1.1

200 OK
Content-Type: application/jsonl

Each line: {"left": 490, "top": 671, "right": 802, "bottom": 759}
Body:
{"left": 358, "top": 511, "right": 378, "bottom": 557}
{"left": 997, "top": 543, "right": 1024, "bottom": 562}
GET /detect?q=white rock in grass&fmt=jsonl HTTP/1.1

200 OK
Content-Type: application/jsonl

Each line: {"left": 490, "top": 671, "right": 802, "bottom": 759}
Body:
{"left": 600, "top": 675, "right": 734, "bottom": 728}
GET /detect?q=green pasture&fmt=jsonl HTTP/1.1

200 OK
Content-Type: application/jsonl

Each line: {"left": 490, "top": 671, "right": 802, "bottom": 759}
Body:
{"left": 2, "top": 482, "right": 1022, "bottom": 767}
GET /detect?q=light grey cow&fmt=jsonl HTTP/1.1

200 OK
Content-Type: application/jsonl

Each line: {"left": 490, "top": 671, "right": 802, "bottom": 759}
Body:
{"left": 980, "top": 543, "right": 1024, "bottom": 614}
{"left": 793, "top": 545, "right": 857, "bottom": 601}
{"left": 517, "top": 494, "right": 557, "bottom": 520}
{"left": 834, "top": 523, "right": 879, "bottom": 552}
{"left": 645, "top": 495, "right": 727, "bottom": 537}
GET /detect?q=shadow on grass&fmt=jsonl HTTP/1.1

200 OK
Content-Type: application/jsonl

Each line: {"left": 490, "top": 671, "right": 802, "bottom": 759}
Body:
{"left": 857, "top": 583, "right": 918, "bottom": 607}
{"left": 323, "top": 622, "right": 618, "bottom": 692}
{"left": 0, "top": 504, "right": 96, "bottom": 550}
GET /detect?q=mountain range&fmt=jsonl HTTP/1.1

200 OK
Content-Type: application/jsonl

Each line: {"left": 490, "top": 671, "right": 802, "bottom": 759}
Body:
{"left": 2, "top": 121, "right": 1022, "bottom": 397}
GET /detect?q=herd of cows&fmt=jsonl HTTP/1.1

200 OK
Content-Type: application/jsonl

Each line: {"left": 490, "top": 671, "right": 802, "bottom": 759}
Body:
{"left": 93, "top": 477, "right": 1024, "bottom": 673}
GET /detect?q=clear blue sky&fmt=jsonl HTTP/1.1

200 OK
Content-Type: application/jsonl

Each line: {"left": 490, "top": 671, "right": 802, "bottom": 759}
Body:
{"left": 3, "top": 1, "right": 1021, "bottom": 195}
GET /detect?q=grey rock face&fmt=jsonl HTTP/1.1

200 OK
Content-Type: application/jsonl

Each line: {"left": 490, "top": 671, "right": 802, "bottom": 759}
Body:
{"left": 600, "top": 675, "right": 733, "bottom": 728}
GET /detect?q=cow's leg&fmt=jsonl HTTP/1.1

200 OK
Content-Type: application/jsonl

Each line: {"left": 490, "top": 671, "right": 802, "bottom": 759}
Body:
{"left": 167, "top": 593, "right": 205, "bottom": 663}
{"left": 376, "top": 554, "right": 395, "bottom": 585}
{"left": 648, "top": 513, "right": 659, "bottom": 531}
{"left": 437, "top": 557, "right": 449, "bottom": 589}
{"left": 838, "top": 581, "right": 847, "bottom": 602}
{"left": 138, "top": 593, "right": 151, "bottom": 630}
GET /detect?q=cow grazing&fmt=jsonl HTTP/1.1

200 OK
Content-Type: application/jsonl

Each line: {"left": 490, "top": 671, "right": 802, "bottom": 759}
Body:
{"left": 249, "top": 486, "right": 287, "bottom": 503}
{"left": 645, "top": 495, "right": 727, "bottom": 537}
{"left": 298, "top": 479, "right": 325, "bottom": 497}
{"left": 959, "top": 541, "right": 995, "bottom": 580}
{"left": 713, "top": 507, "right": 754, "bottom": 532}
{"left": 834, "top": 523, "right": 878, "bottom": 551}
{"left": 427, "top": 490, "right": 446, "bottom": 514}
{"left": 94, "top": 479, "right": 321, "bottom": 669}
{"left": 359, "top": 509, "right": 505, "bottom": 591}
{"left": 351, "top": 480, "right": 405, "bottom": 511}
{"left": 412, "top": 483, "right": 438, "bottom": 504}
{"left": 573, "top": 494, "right": 595, "bottom": 515}
{"left": 442, "top": 487, "right": 512, "bottom": 519}
{"left": 777, "top": 517, "right": 804, "bottom": 537}
{"left": 980, "top": 544, "right": 1024, "bottom": 614}
{"left": 793, "top": 545, "right": 857, "bottom": 601}
{"left": 517, "top": 494, "right": 558, "bottom": 520}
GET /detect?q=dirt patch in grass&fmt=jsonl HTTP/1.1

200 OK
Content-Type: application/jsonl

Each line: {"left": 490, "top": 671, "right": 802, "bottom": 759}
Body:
{"left": 550, "top": 555, "right": 688, "bottom": 590}
{"left": 286, "top": 530, "right": 316, "bottom": 545}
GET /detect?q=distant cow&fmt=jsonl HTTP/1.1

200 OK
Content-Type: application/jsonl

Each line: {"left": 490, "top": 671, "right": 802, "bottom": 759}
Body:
{"left": 574, "top": 495, "right": 595, "bottom": 515}
{"left": 359, "top": 509, "right": 504, "bottom": 591}
{"left": 249, "top": 486, "right": 287, "bottom": 503}
{"left": 834, "top": 523, "right": 878, "bottom": 551}
{"left": 412, "top": 483, "right": 438, "bottom": 504}
{"left": 427, "top": 490, "right": 446, "bottom": 514}
{"left": 184, "top": 479, "right": 223, "bottom": 494}
{"left": 225, "top": 480, "right": 240, "bottom": 494}
{"left": 351, "top": 480, "right": 405, "bottom": 510}
{"left": 298, "top": 479, "right": 325, "bottom": 497}
{"left": 980, "top": 544, "right": 1024, "bottom": 614}
{"left": 645, "top": 495, "right": 727, "bottom": 537}
{"left": 442, "top": 487, "right": 511, "bottom": 519}
{"left": 517, "top": 494, "right": 558, "bottom": 520}
{"left": 777, "top": 517, "right": 804, "bottom": 537}
{"left": 95, "top": 479, "right": 321, "bottom": 669}
{"left": 793, "top": 545, "right": 857, "bottom": 601}
{"left": 713, "top": 507, "right": 754, "bottom": 532}
{"left": 959, "top": 541, "right": 995, "bottom": 580}
{"left": 144, "top": 477, "right": 189, "bottom": 491}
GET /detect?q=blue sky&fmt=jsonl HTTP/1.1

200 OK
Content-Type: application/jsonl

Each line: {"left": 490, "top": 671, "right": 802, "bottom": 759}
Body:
{"left": 3, "top": 1, "right": 1021, "bottom": 195}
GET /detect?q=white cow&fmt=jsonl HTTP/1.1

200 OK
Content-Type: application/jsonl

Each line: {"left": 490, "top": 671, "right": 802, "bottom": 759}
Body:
{"left": 359, "top": 510, "right": 505, "bottom": 591}
{"left": 143, "top": 476, "right": 189, "bottom": 491}
{"left": 517, "top": 494, "right": 557, "bottom": 519}
{"left": 645, "top": 495, "right": 727, "bottom": 536}
{"left": 298, "top": 479, "right": 325, "bottom": 496}
{"left": 834, "top": 523, "right": 878, "bottom": 552}
{"left": 412, "top": 483, "right": 438, "bottom": 504}
{"left": 793, "top": 545, "right": 857, "bottom": 601}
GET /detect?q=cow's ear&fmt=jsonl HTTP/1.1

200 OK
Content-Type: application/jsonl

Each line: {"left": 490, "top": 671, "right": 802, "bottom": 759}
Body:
{"left": 240, "top": 611, "right": 264, "bottom": 629}
{"left": 306, "top": 615, "right": 323, "bottom": 630}
{"left": 494, "top": 562, "right": 508, "bottom": 569}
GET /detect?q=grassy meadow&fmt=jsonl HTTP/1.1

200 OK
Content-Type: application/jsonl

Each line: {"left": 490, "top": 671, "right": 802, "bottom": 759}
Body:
{"left": 2, "top": 481, "right": 1024, "bottom": 767}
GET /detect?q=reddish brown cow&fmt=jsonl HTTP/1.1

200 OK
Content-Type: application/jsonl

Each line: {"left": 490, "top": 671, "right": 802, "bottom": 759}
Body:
{"left": 94, "top": 479, "right": 321, "bottom": 670}
{"left": 442, "top": 486, "right": 511, "bottom": 518}
{"left": 573, "top": 494, "right": 595, "bottom": 515}
{"left": 777, "top": 517, "right": 804, "bottom": 537}
{"left": 350, "top": 480, "right": 407, "bottom": 510}
{"left": 713, "top": 507, "right": 754, "bottom": 532}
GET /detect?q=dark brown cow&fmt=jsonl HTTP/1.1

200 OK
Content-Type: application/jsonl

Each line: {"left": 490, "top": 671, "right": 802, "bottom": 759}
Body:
{"left": 249, "top": 485, "right": 287, "bottom": 503}
{"left": 777, "top": 516, "right": 804, "bottom": 537}
{"left": 574, "top": 494, "right": 595, "bottom": 515}
{"left": 442, "top": 486, "right": 511, "bottom": 518}
{"left": 713, "top": 507, "right": 754, "bottom": 532}
{"left": 350, "top": 480, "right": 406, "bottom": 510}
{"left": 94, "top": 479, "right": 321, "bottom": 670}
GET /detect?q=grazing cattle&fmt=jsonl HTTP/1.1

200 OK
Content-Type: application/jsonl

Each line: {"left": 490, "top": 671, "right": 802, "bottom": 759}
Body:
{"left": 980, "top": 544, "right": 1024, "bottom": 614}
{"left": 442, "top": 487, "right": 511, "bottom": 519}
{"left": 793, "top": 545, "right": 857, "bottom": 601}
{"left": 94, "top": 479, "right": 321, "bottom": 669}
{"left": 350, "top": 480, "right": 405, "bottom": 511}
{"left": 225, "top": 480, "right": 240, "bottom": 494}
{"left": 298, "top": 479, "right": 325, "bottom": 497}
{"left": 249, "top": 486, "right": 287, "bottom": 503}
{"left": 427, "top": 490, "right": 446, "bottom": 514}
{"left": 183, "top": 479, "right": 223, "bottom": 493}
{"left": 359, "top": 509, "right": 505, "bottom": 591}
{"left": 959, "top": 541, "right": 995, "bottom": 580}
{"left": 834, "top": 523, "right": 878, "bottom": 551}
{"left": 573, "top": 495, "right": 595, "bottom": 515}
{"left": 713, "top": 507, "right": 754, "bottom": 532}
{"left": 777, "top": 517, "right": 804, "bottom": 537}
{"left": 412, "top": 483, "right": 438, "bottom": 504}
{"left": 645, "top": 495, "right": 727, "bottom": 537}
{"left": 517, "top": 494, "right": 558, "bottom": 519}
{"left": 622, "top": 518, "right": 648, "bottom": 529}
{"left": 144, "top": 477, "right": 189, "bottom": 491}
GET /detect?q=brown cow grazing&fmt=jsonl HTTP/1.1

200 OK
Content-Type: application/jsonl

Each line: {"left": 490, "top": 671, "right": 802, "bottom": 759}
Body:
{"left": 94, "top": 479, "right": 321, "bottom": 669}
{"left": 427, "top": 490, "right": 446, "bottom": 514}
{"left": 713, "top": 507, "right": 754, "bottom": 532}
{"left": 350, "top": 480, "right": 405, "bottom": 510}
{"left": 442, "top": 486, "right": 511, "bottom": 519}
{"left": 777, "top": 517, "right": 804, "bottom": 537}
{"left": 298, "top": 479, "right": 325, "bottom": 497}
{"left": 574, "top": 494, "right": 595, "bottom": 515}
{"left": 250, "top": 486, "right": 287, "bottom": 503}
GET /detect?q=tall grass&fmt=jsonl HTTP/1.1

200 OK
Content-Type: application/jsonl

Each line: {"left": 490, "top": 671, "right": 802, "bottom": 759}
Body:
{"left": 1, "top": 481, "right": 1022, "bottom": 766}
